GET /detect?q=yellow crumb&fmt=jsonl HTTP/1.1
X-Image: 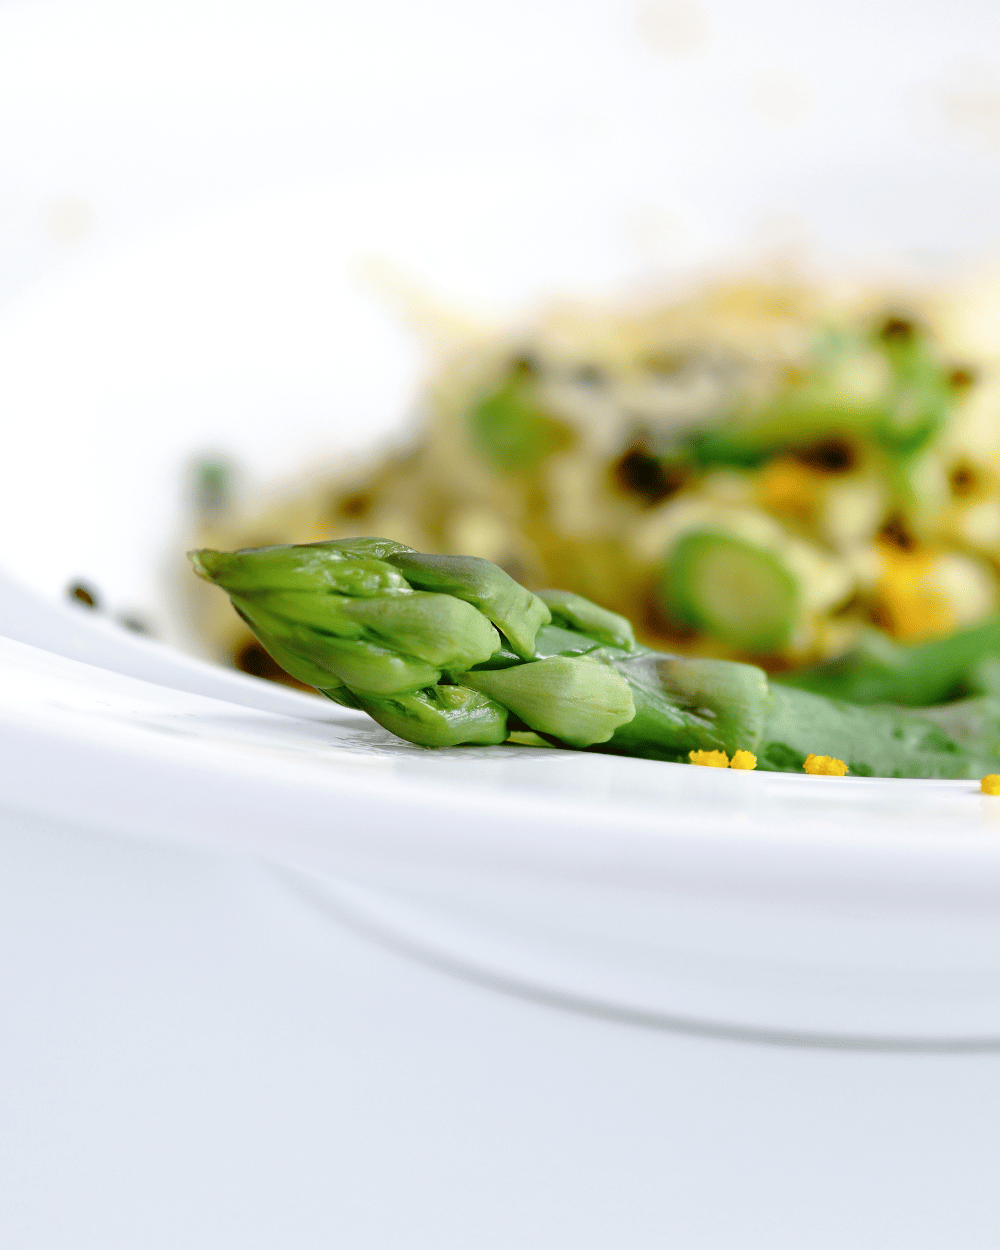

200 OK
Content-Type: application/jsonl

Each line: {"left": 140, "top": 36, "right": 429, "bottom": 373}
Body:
{"left": 874, "top": 541, "right": 955, "bottom": 642}
{"left": 729, "top": 750, "right": 757, "bottom": 770}
{"left": 981, "top": 774, "right": 1000, "bottom": 796}
{"left": 803, "top": 753, "right": 849, "bottom": 776}
{"left": 689, "top": 749, "right": 730, "bottom": 768}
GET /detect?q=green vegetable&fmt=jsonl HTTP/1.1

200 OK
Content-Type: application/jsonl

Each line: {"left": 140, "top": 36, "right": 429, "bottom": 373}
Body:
{"left": 468, "top": 359, "right": 570, "bottom": 472}
{"left": 350, "top": 685, "right": 509, "bottom": 748}
{"left": 684, "top": 321, "right": 957, "bottom": 472}
{"left": 775, "top": 618, "right": 1000, "bottom": 707}
{"left": 384, "top": 549, "right": 550, "bottom": 658}
{"left": 536, "top": 589, "right": 635, "bottom": 650}
{"left": 604, "top": 653, "right": 771, "bottom": 761}
{"left": 659, "top": 530, "right": 800, "bottom": 652}
{"left": 461, "top": 656, "right": 635, "bottom": 748}
{"left": 191, "top": 539, "right": 1000, "bottom": 778}
{"left": 644, "top": 502, "right": 854, "bottom": 656}
{"left": 874, "top": 317, "right": 954, "bottom": 457}
{"left": 191, "top": 540, "right": 522, "bottom": 695}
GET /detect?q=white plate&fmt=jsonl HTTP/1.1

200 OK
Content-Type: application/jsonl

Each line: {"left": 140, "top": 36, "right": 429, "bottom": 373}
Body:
{"left": 3, "top": 575, "right": 1000, "bottom": 1049}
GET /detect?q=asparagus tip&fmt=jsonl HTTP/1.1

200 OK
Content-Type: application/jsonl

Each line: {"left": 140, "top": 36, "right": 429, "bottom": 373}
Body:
{"left": 188, "top": 549, "right": 220, "bottom": 583}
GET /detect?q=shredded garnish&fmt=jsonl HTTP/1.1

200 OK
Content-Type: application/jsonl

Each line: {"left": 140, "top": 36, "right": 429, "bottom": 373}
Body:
{"left": 689, "top": 749, "right": 729, "bottom": 768}
{"left": 981, "top": 774, "right": 1000, "bottom": 796}
{"left": 729, "top": 749, "right": 757, "bottom": 770}
{"left": 803, "top": 753, "right": 848, "bottom": 776}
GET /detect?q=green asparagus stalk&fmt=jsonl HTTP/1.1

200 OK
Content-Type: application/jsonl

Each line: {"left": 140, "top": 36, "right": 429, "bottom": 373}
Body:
{"left": 190, "top": 539, "right": 1000, "bottom": 779}
{"left": 775, "top": 618, "right": 1000, "bottom": 707}
{"left": 684, "top": 320, "right": 956, "bottom": 471}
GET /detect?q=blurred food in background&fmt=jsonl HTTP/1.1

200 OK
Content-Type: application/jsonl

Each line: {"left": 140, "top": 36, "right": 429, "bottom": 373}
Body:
{"left": 189, "top": 274, "right": 1000, "bottom": 687}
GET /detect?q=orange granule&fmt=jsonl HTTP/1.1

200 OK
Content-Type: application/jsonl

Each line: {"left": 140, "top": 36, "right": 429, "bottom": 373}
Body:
{"left": 803, "top": 753, "right": 849, "bottom": 776}
{"left": 729, "top": 750, "right": 758, "bottom": 770}
{"left": 981, "top": 775, "right": 1000, "bottom": 796}
{"left": 689, "top": 749, "right": 730, "bottom": 768}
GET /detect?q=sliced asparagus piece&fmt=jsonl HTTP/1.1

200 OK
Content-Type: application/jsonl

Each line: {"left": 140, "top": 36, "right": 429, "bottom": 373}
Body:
{"left": 643, "top": 500, "right": 854, "bottom": 655}
{"left": 660, "top": 530, "right": 800, "bottom": 652}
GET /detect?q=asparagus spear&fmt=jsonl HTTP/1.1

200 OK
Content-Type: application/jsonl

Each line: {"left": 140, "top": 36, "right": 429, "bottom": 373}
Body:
{"left": 684, "top": 320, "right": 956, "bottom": 471}
{"left": 775, "top": 618, "right": 1000, "bottom": 707}
{"left": 190, "top": 539, "right": 1000, "bottom": 778}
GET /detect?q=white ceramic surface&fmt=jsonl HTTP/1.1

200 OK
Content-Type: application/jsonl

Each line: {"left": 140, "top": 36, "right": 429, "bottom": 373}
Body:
{"left": 3, "top": 573, "right": 1000, "bottom": 1048}
{"left": 10, "top": 807, "right": 1000, "bottom": 1250}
